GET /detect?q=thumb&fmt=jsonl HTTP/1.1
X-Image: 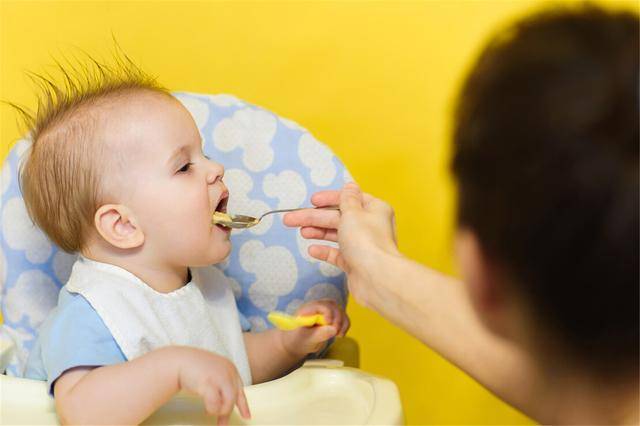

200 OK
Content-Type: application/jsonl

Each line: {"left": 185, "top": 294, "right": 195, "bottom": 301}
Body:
{"left": 340, "top": 183, "right": 363, "bottom": 213}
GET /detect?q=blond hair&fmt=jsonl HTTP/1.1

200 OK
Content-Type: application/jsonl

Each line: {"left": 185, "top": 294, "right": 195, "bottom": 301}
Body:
{"left": 10, "top": 52, "right": 169, "bottom": 253}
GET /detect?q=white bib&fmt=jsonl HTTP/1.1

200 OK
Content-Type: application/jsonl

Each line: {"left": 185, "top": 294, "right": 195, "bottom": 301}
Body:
{"left": 65, "top": 256, "right": 252, "bottom": 385}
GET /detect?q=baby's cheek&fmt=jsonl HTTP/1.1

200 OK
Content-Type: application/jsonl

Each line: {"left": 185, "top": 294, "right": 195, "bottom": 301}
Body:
{"left": 176, "top": 198, "right": 212, "bottom": 233}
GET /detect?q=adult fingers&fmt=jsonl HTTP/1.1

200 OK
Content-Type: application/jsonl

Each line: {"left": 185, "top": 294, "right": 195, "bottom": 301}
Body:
{"left": 340, "top": 183, "right": 364, "bottom": 213}
{"left": 370, "top": 197, "right": 395, "bottom": 216}
{"left": 283, "top": 209, "right": 340, "bottom": 229}
{"left": 308, "top": 245, "right": 343, "bottom": 268}
{"left": 310, "top": 190, "right": 341, "bottom": 207}
{"left": 360, "top": 191, "right": 375, "bottom": 205}
{"left": 312, "top": 187, "right": 375, "bottom": 208}
{"left": 300, "top": 226, "right": 338, "bottom": 242}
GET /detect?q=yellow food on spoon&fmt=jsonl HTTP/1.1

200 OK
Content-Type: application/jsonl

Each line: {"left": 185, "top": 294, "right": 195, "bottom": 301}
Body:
{"left": 267, "top": 311, "right": 327, "bottom": 331}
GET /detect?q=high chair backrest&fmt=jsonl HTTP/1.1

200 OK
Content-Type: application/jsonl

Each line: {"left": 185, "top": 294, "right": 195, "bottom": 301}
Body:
{"left": 0, "top": 92, "right": 350, "bottom": 376}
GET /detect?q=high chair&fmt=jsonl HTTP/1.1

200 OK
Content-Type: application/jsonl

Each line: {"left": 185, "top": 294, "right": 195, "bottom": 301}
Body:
{"left": 0, "top": 93, "right": 403, "bottom": 425}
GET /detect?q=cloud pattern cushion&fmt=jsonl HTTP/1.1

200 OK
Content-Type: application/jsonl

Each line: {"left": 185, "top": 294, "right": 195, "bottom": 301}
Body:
{"left": 0, "top": 92, "right": 350, "bottom": 376}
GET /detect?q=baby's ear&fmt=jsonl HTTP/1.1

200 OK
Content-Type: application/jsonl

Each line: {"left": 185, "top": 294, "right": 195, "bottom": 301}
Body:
{"left": 94, "top": 204, "right": 144, "bottom": 249}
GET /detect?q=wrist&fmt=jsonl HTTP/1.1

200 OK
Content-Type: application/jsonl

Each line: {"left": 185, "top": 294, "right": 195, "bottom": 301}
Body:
{"left": 276, "top": 330, "right": 307, "bottom": 361}
{"left": 356, "top": 249, "right": 407, "bottom": 313}
{"left": 163, "top": 345, "right": 191, "bottom": 391}
{"left": 360, "top": 240, "right": 403, "bottom": 276}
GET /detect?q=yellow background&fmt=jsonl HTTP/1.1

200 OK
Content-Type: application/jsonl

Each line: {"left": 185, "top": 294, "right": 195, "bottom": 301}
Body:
{"left": 1, "top": 1, "right": 636, "bottom": 424}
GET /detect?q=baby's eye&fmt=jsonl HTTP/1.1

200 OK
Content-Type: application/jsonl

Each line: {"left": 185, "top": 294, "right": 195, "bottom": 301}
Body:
{"left": 177, "top": 163, "right": 194, "bottom": 173}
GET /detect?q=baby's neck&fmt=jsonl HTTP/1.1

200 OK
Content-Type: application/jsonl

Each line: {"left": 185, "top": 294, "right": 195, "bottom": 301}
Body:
{"left": 81, "top": 246, "right": 190, "bottom": 293}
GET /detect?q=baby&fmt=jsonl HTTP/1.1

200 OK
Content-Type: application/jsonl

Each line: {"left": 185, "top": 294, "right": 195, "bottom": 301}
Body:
{"left": 19, "top": 58, "right": 348, "bottom": 424}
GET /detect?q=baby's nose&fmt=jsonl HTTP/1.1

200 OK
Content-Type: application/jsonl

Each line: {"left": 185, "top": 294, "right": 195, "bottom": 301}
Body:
{"left": 206, "top": 163, "right": 224, "bottom": 184}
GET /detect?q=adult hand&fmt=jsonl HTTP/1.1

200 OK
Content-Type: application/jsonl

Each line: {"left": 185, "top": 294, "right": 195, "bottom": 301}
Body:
{"left": 286, "top": 184, "right": 540, "bottom": 421}
{"left": 283, "top": 183, "right": 400, "bottom": 308}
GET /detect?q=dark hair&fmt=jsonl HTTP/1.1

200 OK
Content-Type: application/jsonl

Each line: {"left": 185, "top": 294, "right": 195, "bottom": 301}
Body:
{"left": 452, "top": 4, "right": 638, "bottom": 376}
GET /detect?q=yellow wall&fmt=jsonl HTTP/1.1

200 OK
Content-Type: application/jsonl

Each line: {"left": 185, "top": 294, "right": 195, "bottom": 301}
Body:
{"left": 1, "top": 1, "right": 636, "bottom": 424}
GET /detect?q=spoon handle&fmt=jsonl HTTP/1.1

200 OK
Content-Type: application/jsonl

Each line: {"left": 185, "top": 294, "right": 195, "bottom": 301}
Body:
{"left": 260, "top": 205, "right": 340, "bottom": 220}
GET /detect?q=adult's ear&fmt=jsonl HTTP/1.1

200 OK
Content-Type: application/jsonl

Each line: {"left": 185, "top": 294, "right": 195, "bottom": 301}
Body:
{"left": 94, "top": 204, "right": 144, "bottom": 249}
{"left": 455, "top": 229, "right": 510, "bottom": 339}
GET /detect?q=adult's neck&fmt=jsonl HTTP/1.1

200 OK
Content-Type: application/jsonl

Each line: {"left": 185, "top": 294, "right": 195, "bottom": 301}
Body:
{"left": 535, "top": 362, "right": 638, "bottom": 424}
{"left": 81, "top": 244, "right": 189, "bottom": 294}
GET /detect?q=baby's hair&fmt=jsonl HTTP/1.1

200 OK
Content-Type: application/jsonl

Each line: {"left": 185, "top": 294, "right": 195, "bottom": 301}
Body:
{"left": 9, "top": 49, "right": 170, "bottom": 253}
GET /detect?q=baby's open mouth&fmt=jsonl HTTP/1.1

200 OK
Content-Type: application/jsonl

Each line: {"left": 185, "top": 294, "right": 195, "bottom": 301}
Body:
{"left": 214, "top": 192, "right": 229, "bottom": 214}
{"left": 212, "top": 191, "right": 232, "bottom": 233}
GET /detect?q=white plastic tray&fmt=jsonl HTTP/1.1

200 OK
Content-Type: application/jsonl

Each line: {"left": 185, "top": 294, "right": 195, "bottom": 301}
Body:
{"left": 0, "top": 359, "right": 403, "bottom": 425}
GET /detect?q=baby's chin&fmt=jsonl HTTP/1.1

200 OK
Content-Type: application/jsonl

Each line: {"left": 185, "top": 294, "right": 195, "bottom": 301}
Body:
{"left": 201, "top": 239, "right": 232, "bottom": 265}
{"left": 178, "top": 226, "right": 232, "bottom": 266}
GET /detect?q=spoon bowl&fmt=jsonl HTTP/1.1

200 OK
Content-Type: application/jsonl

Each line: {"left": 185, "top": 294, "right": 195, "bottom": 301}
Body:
{"left": 212, "top": 206, "right": 339, "bottom": 229}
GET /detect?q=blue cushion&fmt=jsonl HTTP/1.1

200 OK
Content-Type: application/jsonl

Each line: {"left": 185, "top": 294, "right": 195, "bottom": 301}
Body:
{"left": 0, "top": 92, "right": 350, "bottom": 376}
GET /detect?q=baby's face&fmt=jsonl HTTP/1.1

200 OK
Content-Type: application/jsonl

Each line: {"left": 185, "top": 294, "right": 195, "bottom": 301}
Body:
{"left": 102, "top": 91, "right": 231, "bottom": 267}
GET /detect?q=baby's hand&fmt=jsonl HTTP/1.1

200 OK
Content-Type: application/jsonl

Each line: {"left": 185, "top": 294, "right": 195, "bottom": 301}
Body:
{"left": 176, "top": 347, "right": 251, "bottom": 426}
{"left": 281, "top": 299, "right": 350, "bottom": 357}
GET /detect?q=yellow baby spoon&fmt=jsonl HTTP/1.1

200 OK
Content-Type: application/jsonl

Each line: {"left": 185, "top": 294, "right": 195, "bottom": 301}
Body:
{"left": 268, "top": 311, "right": 327, "bottom": 331}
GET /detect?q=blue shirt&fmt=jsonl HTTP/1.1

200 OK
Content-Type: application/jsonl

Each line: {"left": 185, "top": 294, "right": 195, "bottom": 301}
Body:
{"left": 24, "top": 288, "right": 252, "bottom": 396}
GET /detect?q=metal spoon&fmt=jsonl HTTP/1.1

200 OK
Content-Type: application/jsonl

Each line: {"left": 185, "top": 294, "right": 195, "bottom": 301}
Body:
{"left": 212, "top": 206, "right": 340, "bottom": 229}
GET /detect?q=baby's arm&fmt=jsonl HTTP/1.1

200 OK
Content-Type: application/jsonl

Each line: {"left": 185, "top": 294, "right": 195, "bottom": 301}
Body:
{"left": 54, "top": 346, "right": 250, "bottom": 425}
{"left": 244, "top": 300, "right": 349, "bottom": 383}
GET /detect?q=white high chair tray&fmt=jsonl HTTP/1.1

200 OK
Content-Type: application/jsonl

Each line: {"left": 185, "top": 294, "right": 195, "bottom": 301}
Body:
{"left": 0, "top": 360, "right": 403, "bottom": 425}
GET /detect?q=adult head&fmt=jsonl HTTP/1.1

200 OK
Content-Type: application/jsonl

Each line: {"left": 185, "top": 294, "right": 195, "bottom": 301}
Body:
{"left": 452, "top": 4, "right": 638, "bottom": 381}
